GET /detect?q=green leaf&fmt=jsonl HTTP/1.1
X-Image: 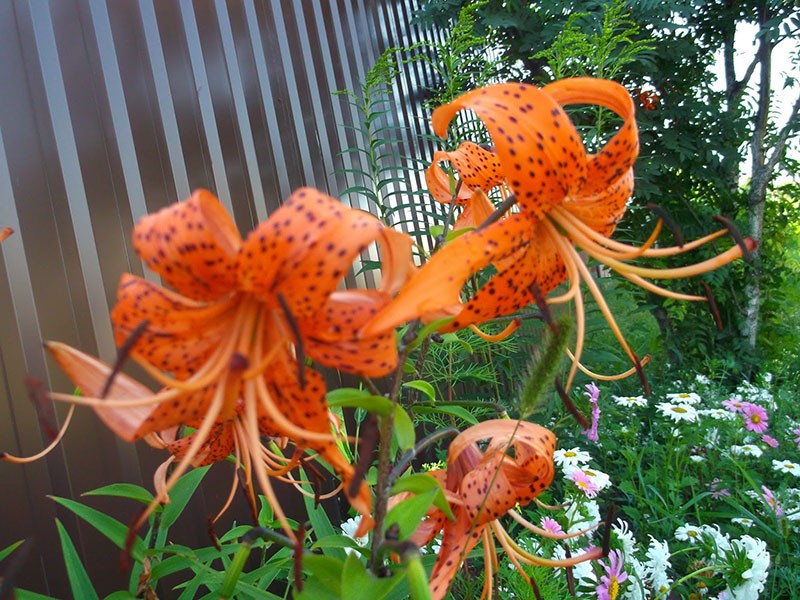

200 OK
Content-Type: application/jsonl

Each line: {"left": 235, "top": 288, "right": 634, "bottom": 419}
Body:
{"left": 402, "top": 380, "right": 436, "bottom": 403}
{"left": 104, "top": 591, "right": 137, "bottom": 599}
{"left": 340, "top": 553, "right": 402, "bottom": 600}
{"left": 392, "top": 405, "right": 415, "bottom": 450}
{"left": 412, "top": 405, "right": 479, "bottom": 426}
{"left": 391, "top": 473, "right": 454, "bottom": 520}
{"left": 327, "top": 388, "right": 393, "bottom": 416}
{"left": 428, "top": 225, "right": 444, "bottom": 238}
{"left": 304, "top": 488, "right": 345, "bottom": 560}
{"left": 301, "top": 554, "right": 345, "bottom": 595}
{"left": 161, "top": 466, "right": 210, "bottom": 529}
{"left": 82, "top": 483, "right": 154, "bottom": 505}
{"left": 49, "top": 496, "right": 145, "bottom": 561}
{"left": 55, "top": 519, "right": 100, "bottom": 600}
{"left": 0, "top": 539, "right": 24, "bottom": 563}
{"left": 312, "top": 535, "right": 369, "bottom": 556}
{"left": 384, "top": 489, "right": 439, "bottom": 541}
{"left": 13, "top": 590, "right": 55, "bottom": 600}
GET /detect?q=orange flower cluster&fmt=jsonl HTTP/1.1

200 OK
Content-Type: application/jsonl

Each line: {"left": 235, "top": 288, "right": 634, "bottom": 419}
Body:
{"left": 4, "top": 77, "right": 752, "bottom": 596}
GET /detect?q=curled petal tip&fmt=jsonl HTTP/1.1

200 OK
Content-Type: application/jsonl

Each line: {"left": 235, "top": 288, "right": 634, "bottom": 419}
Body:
{"left": 0, "top": 227, "right": 12, "bottom": 242}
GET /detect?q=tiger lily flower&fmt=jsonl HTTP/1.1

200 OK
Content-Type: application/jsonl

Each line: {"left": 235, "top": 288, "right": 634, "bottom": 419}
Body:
{"left": 363, "top": 79, "right": 754, "bottom": 390}
{"left": 426, "top": 142, "right": 504, "bottom": 231}
{"left": 42, "top": 188, "right": 413, "bottom": 538}
{"left": 396, "top": 420, "right": 601, "bottom": 600}
{"left": 0, "top": 227, "right": 11, "bottom": 242}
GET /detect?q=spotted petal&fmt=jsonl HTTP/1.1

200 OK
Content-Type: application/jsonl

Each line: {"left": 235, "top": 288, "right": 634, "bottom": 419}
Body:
{"left": 132, "top": 189, "right": 242, "bottom": 301}
{"left": 432, "top": 83, "right": 587, "bottom": 217}
{"left": 425, "top": 142, "right": 504, "bottom": 204}
{"left": 542, "top": 78, "right": 638, "bottom": 196}
{"left": 238, "top": 188, "right": 387, "bottom": 319}
{"left": 111, "top": 274, "right": 234, "bottom": 379}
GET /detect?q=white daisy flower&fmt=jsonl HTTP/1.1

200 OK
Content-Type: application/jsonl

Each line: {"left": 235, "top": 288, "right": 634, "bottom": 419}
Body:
{"left": 340, "top": 516, "right": 368, "bottom": 555}
{"left": 565, "top": 499, "right": 601, "bottom": 535}
{"left": 695, "top": 374, "right": 710, "bottom": 385}
{"left": 728, "top": 535, "right": 770, "bottom": 599}
{"left": 553, "top": 447, "right": 592, "bottom": 468}
{"left": 690, "top": 455, "right": 706, "bottom": 463}
{"left": 667, "top": 391, "right": 702, "bottom": 405}
{"left": 700, "top": 408, "right": 736, "bottom": 420}
{"left": 772, "top": 459, "right": 800, "bottom": 476}
{"left": 731, "top": 444, "right": 764, "bottom": 458}
{"left": 643, "top": 537, "right": 672, "bottom": 595}
{"left": 612, "top": 518, "right": 637, "bottom": 559}
{"left": 731, "top": 517, "right": 754, "bottom": 528}
{"left": 674, "top": 524, "right": 703, "bottom": 543}
{"left": 613, "top": 394, "right": 648, "bottom": 407}
{"left": 657, "top": 402, "right": 699, "bottom": 423}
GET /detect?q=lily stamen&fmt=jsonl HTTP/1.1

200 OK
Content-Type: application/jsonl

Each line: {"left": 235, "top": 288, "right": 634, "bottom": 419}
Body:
{"left": 1, "top": 405, "right": 76, "bottom": 464}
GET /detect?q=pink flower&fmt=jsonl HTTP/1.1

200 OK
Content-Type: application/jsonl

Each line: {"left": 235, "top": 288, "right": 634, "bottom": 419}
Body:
{"left": 761, "top": 434, "right": 779, "bottom": 448}
{"left": 794, "top": 427, "right": 800, "bottom": 451}
{"left": 722, "top": 398, "right": 746, "bottom": 413}
{"left": 761, "top": 485, "right": 783, "bottom": 516}
{"left": 540, "top": 516, "right": 564, "bottom": 535}
{"left": 581, "top": 382, "right": 601, "bottom": 442}
{"left": 710, "top": 478, "right": 730, "bottom": 500}
{"left": 596, "top": 549, "right": 628, "bottom": 600}
{"left": 570, "top": 468, "right": 599, "bottom": 498}
{"left": 742, "top": 403, "right": 769, "bottom": 433}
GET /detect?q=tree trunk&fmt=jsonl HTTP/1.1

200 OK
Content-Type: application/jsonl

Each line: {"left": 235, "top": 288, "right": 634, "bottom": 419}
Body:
{"left": 741, "top": 2, "right": 800, "bottom": 354}
{"left": 741, "top": 1, "right": 772, "bottom": 354}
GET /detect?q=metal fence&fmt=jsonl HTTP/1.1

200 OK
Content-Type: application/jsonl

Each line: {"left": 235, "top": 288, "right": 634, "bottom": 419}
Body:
{"left": 0, "top": 0, "right": 441, "bottom": 594}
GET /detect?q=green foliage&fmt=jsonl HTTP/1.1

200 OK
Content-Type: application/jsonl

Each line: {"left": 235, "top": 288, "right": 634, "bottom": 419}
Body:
{"left": 533, "top": 0, "right": 654, "bottom": 81}
{"left": 336, "top": 47, "right": 428, "bottom": 227}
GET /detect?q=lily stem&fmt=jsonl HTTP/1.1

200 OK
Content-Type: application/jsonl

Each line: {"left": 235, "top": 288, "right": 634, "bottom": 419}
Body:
{"left": 369, "top": 321, "right": 419, "bottom": 571}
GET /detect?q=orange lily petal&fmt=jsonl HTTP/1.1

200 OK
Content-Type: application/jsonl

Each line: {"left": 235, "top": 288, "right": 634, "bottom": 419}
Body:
{"left": 301, "top": 290, "right": 399, "bottom": 377}
{"left": 0, "top": 227, "right": 12, "bottom": 242}
{"left": 452, "top": 188, "right": 496, "bottom": 231}
{"left": 449, "top": 221, "right": 565, "bottom": 331}
{"left": 425, "top": 143, "right": 504, "bottom": 204}
{"left": 132, "top": 189, "right": 242, "bottom": 301}
{"left": 166, "top": 422, "right": 235, "bottom": 467}
{"left": 45, "top": 342, "right": 155, "bottom": 442}
{"left": 111, "top": 274, "right": 234, "bottom": 378}
{"left": 238, "top": 188, "right": 385, "bottom": 319}
{"left": 425, "top": 151, "right": 475, "bottom": 205}
{"left": 564, "top": 169, "right": 634, "bottom": 237}
{"left": 542, "top": 78, "right": 638, "bottom": 196}
{"left": 361, "top": 212, "right": 535, "bottom": 336}
{"left": 432, "top": 83, "right": 586, "bottom": 217}
{"left": 133, "top": 386, "right": 218, "bottom": 439}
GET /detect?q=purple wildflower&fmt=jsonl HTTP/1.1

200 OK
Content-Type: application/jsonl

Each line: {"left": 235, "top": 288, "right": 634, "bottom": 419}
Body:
{"left": 761, "top": 434, "right": 779, "bottom": 448}
{"left": 710, "top": 478, "right": 730, "bottom": 500}
{"left": 540, "top": 516, "right": 564, "bottom": 535}
{"left": 596, "top": 549, "right": 628, "bottom": 600}
{"left": 742, "top": 402, "right": 769, "bottom": 433}
{"left": 581, "top": 382, "right": 601, "bottom": 442}
{"left": 761, "top": 485, "right": 783, "bottom": 516}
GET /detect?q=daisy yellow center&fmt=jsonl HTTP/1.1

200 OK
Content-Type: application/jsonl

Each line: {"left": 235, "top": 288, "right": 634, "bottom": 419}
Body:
{"left": 673, "top": 407, "right": 687, "bottom": 413}
{"left": 609, "top": 577, "right": 620, "bottom": 600}
{"left": 679, "top": 393, "right": 689, "bottom": 398}
{"left": 687, "top": 530, "right": 697, "bottom": 537}
{"left": 577, "top": 480, "right": 590, "bottom": 490}
{"left": 565, "top": 451, "right": 576, "bottom": 457}
{"left": 751, "top": 414, "right": 761, "bottom": 423}
{"left": 786, "top": 463, "right": 796, "bottom": 469}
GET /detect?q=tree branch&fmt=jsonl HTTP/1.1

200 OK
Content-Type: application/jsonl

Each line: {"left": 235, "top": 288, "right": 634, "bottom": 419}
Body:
{"left": 764, "top": 92, "right": 800, "bottom": 174}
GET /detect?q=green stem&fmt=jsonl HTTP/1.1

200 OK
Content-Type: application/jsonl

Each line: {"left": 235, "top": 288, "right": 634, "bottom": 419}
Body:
{"left": 369, "top": 323, "right": 418, "bottom": 570}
